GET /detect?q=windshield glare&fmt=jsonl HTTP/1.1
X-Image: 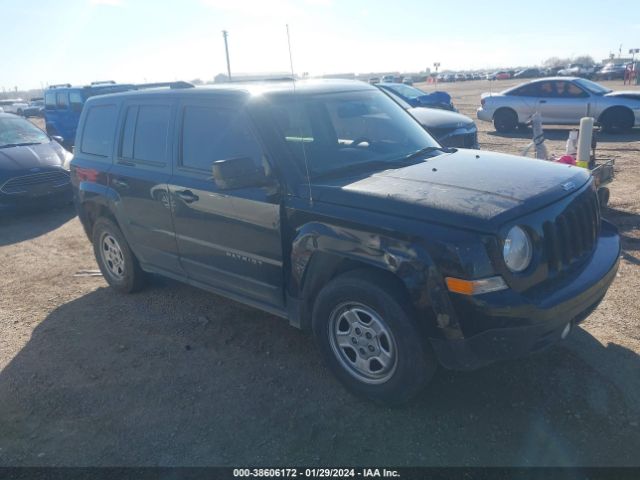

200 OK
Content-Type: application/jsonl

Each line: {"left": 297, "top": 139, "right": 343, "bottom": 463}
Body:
{"left": 574, "top": 78, "right": 612, "bottom": 95}
{"left": 267, "top": 89, "right": 440, "bottom": 177}
{"left": 385, "top": 83, "right": 424, "bottom": 99}
{"left": 0, "top": 117, "right": 50, "bottom": 147}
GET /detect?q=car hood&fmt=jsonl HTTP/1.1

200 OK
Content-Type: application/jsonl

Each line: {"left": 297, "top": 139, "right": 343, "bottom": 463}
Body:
{"left": 605, "top": 91, "right": 640, "bottom": 101}
{"left": 407, "top": 107, "right": 474, "bottom": 129}
{"left": 0, "top": 142, "right": 66, "bottom": 173}
{"left": 311, "top": 149, "right": 591, "bottom": 232}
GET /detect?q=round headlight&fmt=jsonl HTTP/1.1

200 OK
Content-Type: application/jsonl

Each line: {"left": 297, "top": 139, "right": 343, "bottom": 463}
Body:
{"left": 503, "top": 226, "right": 532, "bottom": 273}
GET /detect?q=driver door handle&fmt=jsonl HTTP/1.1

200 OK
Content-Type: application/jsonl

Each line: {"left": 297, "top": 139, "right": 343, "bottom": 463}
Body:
{"left": 176, "top": 190, "right": 199, "bottom": 203}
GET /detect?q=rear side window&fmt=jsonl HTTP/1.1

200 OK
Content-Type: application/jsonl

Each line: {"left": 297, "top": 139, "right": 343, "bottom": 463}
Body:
{"left": 511, "top": 83, "right": 540, "bottom": 97}
{"left": 81, "top": 105, "right": 118, "bottom": 157}
{"left": 56, "top": 92, "right": 69, "bottom": 109}
{"left": 180, "top": 106, "right": 263, "bottom": 172}
{"left": 69, "top": 92, "right": 83, "bottom": 112}
{"left": 119, "top": 105, "right": 171, "bottom": 164}
{"left": 45, "top": 93, "right": 56, "bottom": 109}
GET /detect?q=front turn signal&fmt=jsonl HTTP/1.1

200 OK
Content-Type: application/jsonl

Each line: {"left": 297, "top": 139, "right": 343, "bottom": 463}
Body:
{"left": 445, "top": 276, "right": 507, "bottom": 295}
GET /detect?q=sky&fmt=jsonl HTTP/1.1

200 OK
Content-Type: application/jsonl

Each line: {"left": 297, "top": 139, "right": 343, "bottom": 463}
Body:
{"left": 2, "top": 0, "right": 640, "bottom": 90}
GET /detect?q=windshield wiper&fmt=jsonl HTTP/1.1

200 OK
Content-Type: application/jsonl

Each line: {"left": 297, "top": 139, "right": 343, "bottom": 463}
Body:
{"left": 401, "top": 146, "right": 449, "bottom": 162}
{"left": 0, "top": 142, "right": 42, "bottom": 149}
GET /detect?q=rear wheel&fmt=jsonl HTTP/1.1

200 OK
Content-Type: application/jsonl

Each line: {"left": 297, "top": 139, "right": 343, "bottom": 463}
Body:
{"left": 494, "top": 108, "right": 518, "bottom": 133}
{"left": 92, "top": 218, "right": 146, "bottom": 293}
{"left": 600, "top": 107, "right": 634, "bottom": 134}
{"left": 312, "top": 270, "right": 437, "bottom": 405}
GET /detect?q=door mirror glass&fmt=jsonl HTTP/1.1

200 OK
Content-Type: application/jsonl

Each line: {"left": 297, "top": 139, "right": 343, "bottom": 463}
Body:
{"left": 212, "top": 156, "right": 268, "bottom": 190}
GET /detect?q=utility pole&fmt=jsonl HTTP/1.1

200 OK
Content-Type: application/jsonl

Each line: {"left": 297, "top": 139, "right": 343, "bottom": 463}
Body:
{"left": 433, "top": 62, "right": 440, "bottom": 88}
{"left": 222, "top": 30, "right": 231, "bottom": 82}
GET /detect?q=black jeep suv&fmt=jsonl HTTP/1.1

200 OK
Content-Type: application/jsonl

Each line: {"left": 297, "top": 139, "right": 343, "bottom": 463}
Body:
{"left": 70, "top": 80, "right": 620, "bottom": 404}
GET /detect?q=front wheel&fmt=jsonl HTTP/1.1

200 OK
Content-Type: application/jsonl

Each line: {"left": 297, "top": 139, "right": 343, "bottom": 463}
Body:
{"left": 600, "top": 108, "right": 634, "bottom": 134}
{"left": 493, "top": 109, "right": 518, "bottom": 133}
{"left": 312, "top": 270, "right": 437, "bottom": 405}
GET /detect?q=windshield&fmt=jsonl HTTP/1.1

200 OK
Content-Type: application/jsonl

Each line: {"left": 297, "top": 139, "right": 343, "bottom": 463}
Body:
{"left": 0, "top": 117, "right": 50, "bottom": 148}
{"left": 384, "top": 84, "right": 425, "bottom": 100}
{"left": 574, "top": 78, "right": 612, "bottom": 95}
{"left": 265, "top": 89, "right": 441, "bottom": 178}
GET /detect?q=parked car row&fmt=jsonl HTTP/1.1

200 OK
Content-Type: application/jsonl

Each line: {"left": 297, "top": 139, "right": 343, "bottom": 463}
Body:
{"left": 0, "top": 98, "right": 45, "bottom": 117}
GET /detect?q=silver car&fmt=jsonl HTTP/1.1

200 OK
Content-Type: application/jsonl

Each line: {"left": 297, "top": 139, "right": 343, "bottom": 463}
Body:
{"left": 477, "top": 77, "right": 640, "bottom": 133}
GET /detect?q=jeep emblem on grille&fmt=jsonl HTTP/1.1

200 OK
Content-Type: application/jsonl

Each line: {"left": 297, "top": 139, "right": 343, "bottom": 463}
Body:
{"left": 561, "top": 181, "right": 576, "bottom": 191}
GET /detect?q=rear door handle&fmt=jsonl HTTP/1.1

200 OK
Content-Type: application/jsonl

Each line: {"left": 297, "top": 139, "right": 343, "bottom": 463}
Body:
{"left": 112, "top": 178, "right": 129, "bottom": 189}
{"left": 176, "top": 190, "right": 199, "bottom": 203}
{"left": 539, "top": 100, "right": 547, "bottom": 104}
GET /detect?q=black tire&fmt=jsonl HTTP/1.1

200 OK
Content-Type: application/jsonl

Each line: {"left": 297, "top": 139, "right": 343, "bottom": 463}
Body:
{"left": 599, "top": 107, "right": 634, "bottom": 134}
{"left": 92, "top": 217, "right": 146, "bottom": 293}
{"left": 311, "top": 270, "right": 437, "bottom": 405}
{"left": 493, "top": 108, "right": 518, "bottom": 133}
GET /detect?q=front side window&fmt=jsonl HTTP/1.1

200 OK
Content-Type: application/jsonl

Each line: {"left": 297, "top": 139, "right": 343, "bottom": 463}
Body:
{"left": 45, "top": 93, "right": 56, "bottom": 109}
{"left": 56, "top": 92, "right": 69, "bottom": 109}
{"left": 81, "top": 105, "right": 117, "bottom": 157}
{"left": 265, "top": 89, "right": 440, "bottom": 177}
{"left": 181, "top": 106, "right": 263, "bottom": 172}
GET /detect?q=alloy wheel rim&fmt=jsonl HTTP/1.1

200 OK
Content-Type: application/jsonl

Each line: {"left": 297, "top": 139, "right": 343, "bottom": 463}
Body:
{"left": 328, "top": 302, "right": 398, "bottom": 384}
{"left": 100, "top": 233, "right": 126, "bottom": 280}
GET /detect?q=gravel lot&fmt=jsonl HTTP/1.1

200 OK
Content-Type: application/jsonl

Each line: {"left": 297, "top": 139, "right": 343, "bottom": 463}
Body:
{"left": 1, "top": 80, "right": 639, "bottom": 467}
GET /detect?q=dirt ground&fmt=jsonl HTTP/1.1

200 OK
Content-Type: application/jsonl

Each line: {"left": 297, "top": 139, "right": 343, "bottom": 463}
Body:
{"left": 0, "top": 80, "right": 639, "bottom": 467}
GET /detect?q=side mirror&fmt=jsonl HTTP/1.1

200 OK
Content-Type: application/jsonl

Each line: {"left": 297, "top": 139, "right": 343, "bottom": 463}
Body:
{"left": 212, "top": 156, "right": 269, "bottom": 190}
{"left": 51, "top": 135, "right": 64, "bottom": 145}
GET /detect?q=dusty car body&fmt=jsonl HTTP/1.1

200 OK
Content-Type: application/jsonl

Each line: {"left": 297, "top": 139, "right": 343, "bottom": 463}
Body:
{"left": 70, "top": 80, "right": 619, "bottom": 404}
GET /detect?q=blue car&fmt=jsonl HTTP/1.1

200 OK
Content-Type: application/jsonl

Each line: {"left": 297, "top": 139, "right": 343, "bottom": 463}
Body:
{"left": 376, "top": 82, "right": 455, "bottom": 111}
{"left": 44, "top": 81, "right": 136, "bottom": 148}
{"left": 44, "top": 81, "right": 194, "bottom": 149}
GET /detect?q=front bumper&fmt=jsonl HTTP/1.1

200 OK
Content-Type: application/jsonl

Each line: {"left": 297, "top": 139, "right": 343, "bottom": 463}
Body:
{"left": 431, "top": 220, "right": 620, "bottom": 370}
{"left": 476, "top": 107, "right": 493, "bottom": 123}
{"left": 0, "top": 188, "right": 73, "bottom": 213}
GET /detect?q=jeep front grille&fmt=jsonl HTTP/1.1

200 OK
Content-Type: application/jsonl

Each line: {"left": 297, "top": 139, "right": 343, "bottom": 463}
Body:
{"left": 542, "top": 190, "right": 600, "bottom": 272}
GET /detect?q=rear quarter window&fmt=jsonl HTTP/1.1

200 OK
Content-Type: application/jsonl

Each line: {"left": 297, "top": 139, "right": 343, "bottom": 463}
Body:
{"left": 81, "top": 104, "right": 118, "bottom": 158}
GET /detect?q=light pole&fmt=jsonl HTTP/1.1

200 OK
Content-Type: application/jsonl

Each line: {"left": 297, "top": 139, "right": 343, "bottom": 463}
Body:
{"left": 433, "top": 62, "right": 440, "bottom": 88}
{"left": 222, "top": 30, "right": 231, "bottom": 82}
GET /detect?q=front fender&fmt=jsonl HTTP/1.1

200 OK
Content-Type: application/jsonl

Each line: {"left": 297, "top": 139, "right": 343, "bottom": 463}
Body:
{"left": 289, "top": 221, "right": 465, "bottom": 340}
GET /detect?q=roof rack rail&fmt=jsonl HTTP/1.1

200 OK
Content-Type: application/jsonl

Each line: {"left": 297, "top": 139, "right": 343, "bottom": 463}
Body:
{"left": 134, "top": 81, "right": 195, "bottom": 90}
{"left": 90, "top": 80, "right": 116, "bottom": 85}
{"left": 227, "top": 77, "right": 295, "bottom": 83}
{"left": 49, "top": 83, "right": 72, "bottom": 89}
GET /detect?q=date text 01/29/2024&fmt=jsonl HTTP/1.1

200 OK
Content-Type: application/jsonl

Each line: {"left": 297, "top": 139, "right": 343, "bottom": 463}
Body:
{"left": 233, "top": 468, "right": 400, "bottom": 478}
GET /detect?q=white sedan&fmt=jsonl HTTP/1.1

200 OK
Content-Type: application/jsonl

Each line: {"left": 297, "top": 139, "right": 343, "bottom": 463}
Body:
{"left": 477, "top": 77, "right": 640, "bottom": 133}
